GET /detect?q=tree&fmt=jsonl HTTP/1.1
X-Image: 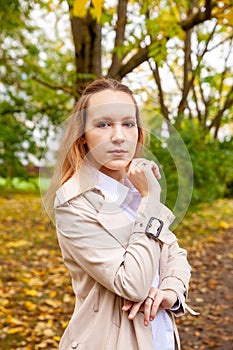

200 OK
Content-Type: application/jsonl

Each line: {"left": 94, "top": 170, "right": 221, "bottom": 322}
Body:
{"left": 69, "top": 0, "right": 233, "bottom": 139}
{"left": 0, "top": 0, "right": 74, "bottom": 179}
{"left": 0, "top": 0, "right": 232, "bottom": 181}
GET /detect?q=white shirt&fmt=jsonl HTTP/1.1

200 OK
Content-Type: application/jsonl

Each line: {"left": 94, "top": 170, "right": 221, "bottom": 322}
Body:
{"left": 96, "top": 171, "right": 175, "bottom": 350}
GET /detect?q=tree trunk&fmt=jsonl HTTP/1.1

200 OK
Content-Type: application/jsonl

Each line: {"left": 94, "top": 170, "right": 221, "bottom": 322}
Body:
{"left": 175, "top": 29, "right": 193, "bottom": 129}
{"left": 70, "top": 11, "right": 102, "bottom": 96}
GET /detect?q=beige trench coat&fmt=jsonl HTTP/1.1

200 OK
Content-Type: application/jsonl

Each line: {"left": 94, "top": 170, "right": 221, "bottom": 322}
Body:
{"left": 54, "top": 167, "right": 191, "bottom": 350}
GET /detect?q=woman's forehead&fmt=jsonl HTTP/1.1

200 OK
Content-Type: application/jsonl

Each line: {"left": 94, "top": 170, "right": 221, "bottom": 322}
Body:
{"left": 87, "top": 101, "right": 136, "bottom": 120}
{"left": 88, "top": 89, "right": 135, "bottom": 106}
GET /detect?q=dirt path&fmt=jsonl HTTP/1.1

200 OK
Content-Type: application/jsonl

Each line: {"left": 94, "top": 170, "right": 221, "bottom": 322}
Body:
{"left": 177, "top": 228, "right": 233, "bottom": 350}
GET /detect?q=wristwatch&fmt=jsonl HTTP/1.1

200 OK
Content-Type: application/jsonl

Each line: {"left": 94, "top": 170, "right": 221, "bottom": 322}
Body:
{"left": 145, "top": 217, "right": 164, "bottom": 239}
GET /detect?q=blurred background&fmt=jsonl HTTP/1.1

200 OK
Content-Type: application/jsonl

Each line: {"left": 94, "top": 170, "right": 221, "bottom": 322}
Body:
{"left": 0, "top": 1, "right": 233, "bottom": 349}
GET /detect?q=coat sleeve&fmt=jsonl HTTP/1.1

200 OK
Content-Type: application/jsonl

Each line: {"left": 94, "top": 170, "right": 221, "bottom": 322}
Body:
{"left": 159, "top": 241, "right": 191, "bottom": 316}
{"left": 136, "top": 194, "right": 191, "bottom": 314}
{"left": 54, "top": 191, "right": 189, "bottom": 303}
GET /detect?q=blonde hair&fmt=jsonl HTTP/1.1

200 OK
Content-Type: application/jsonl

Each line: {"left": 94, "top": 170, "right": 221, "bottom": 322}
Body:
{"left": 44, "top": 78, "right": 145, "bottom": 216}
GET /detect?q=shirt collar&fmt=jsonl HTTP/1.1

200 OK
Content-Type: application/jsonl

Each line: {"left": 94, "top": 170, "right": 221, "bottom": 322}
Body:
{"left": 96, "top": 171, "right": 129, "bottom": 206}
{"left": 56, "top": 161, "right": 139, "bottom": 207}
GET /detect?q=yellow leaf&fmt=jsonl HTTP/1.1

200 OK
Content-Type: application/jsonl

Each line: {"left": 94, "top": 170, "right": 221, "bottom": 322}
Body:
{"left": 25, "top": 289, "right": 38, "bottom": 297}
{"left": 215, "top": 6, "right": 233, "bottom": 27}
{"left": 219, "top": 220, "right": 230, "bottom": 229}
{"left": 6, "top": 239, "right": 30, "bottom": 248}
{"left": 44, "top": 299, "right": 61, "bottom": 308}
{"left": 46, "top": 0, "right": 53, "bottom": 11}
{"left": 6, "top": 315, "right": 24, "bottom": 326}
{"left": 36, "top": 225, "right": 47, "bottom": 231}
{"left": 24, "top": 301, "right": 37, "bottom": 311}
{"left": 7, "top": 326, "right": 24, "bottom": 334}
{"left": 53, "top": 336, "right": 61, "bottom": 341}
{"left": 62, "top": 320, "right": 69, "bottom": 328}
{"left": 0, "top": 298, "right": 9, "bottom": 306}
{"left": 92, "top": 0, "right": 104, "bottom": 21}
{"left": 73, "top": 0, "right": 89, "bottom": 18}
{"left": 49, "top": 290, "right": 57, "bottom": 298}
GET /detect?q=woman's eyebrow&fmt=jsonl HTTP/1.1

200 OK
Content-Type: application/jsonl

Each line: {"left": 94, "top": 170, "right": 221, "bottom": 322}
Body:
{"left": 91, "top": 116, "right": 113, "bottom": 123}
{"left": 92, "top": 115, "right": 136, "bottom": 122}
{"left": 122, "top": 116, "right": 137, "bottom": 120}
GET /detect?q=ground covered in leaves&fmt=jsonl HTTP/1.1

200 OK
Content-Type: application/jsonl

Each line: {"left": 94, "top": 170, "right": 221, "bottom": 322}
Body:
{"left": 0, "top": 193, "right": 232, "bottom": 350}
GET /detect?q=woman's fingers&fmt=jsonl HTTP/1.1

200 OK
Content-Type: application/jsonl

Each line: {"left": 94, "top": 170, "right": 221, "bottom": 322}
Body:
{"left": 144, "top": 289, "right": 178, "bottom": 325}
{"left": 122, "top": 289, "right": 177, "bottom": 325}
{"left": 150, "top": 161, "right": 161, "bottom": 180}
{"left": 127, "top": 159, "right": 161, "bottom": 198}
{"left": 122, "top": 300, "right": 144, "bottom": 320}
{"left": 127, "top": 301, "right": 144, "bottom": 320}
{"left": 143, "top": 290, "right": 161, "bottom": 326}
{"left": 122, "top": 300, "right": 133, "bottom": 311}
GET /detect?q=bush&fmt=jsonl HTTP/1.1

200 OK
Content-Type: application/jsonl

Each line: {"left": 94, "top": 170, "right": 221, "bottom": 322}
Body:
{"left": 148, "top": 127, "right": 233, "bottom": 210}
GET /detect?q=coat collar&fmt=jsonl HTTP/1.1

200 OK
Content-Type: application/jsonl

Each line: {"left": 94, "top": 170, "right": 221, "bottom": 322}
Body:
{"left": 56, "top": 162, "right": 99, "bottom": 206}
{"left": 56, "top": 163, "right": 134, "bottom": 248}
{"left": 55, "top": 162, "right": 134, "bottom": 208}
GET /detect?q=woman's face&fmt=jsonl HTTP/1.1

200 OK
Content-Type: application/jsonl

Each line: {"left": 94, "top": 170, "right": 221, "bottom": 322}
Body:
{"left": 84, "top": 89, "right": 139, "bottom": 180}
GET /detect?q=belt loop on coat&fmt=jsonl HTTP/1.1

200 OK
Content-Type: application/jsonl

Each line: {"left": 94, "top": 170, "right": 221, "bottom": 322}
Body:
{"left": 93, "top": 287, "right": 100, "bottom": 312}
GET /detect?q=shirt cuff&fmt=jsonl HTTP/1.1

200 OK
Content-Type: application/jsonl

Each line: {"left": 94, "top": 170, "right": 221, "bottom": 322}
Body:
{"left": 169, "top": 297, "right": 181, "bottom": 311}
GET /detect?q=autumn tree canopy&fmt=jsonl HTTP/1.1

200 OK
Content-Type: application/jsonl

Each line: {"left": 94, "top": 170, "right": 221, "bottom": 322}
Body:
{"left": 69, "top": 0, "right": 233, "bottom": 139}
{"left": 0, "top": 0, "right": 233, "bottom": 181}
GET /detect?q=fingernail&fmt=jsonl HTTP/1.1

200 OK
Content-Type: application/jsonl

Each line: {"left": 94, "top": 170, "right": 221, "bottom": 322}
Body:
{"left": 144, "top": 321, "right": 148, "bottom": 326}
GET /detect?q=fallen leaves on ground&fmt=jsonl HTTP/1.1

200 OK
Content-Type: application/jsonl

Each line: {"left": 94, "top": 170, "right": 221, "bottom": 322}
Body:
{"left": 0, "top": 194, "right": 232, "bottom": 349}
{"left": 0, "top": 193, "right": 73, "bottom": 350}
{"left": 175, "top": 200, "right": 233, "bottom": 350}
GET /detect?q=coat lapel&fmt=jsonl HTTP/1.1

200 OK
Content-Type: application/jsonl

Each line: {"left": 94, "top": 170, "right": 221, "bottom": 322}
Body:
{"left": 83, "top": 191, "right": 133, "bottom": 248}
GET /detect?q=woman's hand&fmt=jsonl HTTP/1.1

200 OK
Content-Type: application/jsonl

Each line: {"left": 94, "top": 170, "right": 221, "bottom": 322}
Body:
{"left": 127, "top": 158, "right": 161, "bottom": 199}
{"left": 122, "top": 287, "right": 178, "bottom": 326}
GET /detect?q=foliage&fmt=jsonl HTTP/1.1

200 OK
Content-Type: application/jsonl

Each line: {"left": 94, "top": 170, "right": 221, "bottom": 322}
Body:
{"left": 0, "top": 193, "right": 232, "bottom": 349}
{"left": 149, "top": 123, "right": 233, "bottom": 208}
{"left": 180, "top": 126, "right": 233, "bottom": 203}
{"left": 0, "top": 0, "right": 232, "bottom": 200}
{"left": 71, "top": 0, "right": 233, "bottom": 139}
{"left": 0, "top": 0, "right": 75, "bottom": 178}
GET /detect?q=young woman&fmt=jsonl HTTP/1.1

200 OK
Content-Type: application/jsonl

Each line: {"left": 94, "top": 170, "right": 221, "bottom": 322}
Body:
{"left": 45, "top": 78, "right": 191, "bottom": 350}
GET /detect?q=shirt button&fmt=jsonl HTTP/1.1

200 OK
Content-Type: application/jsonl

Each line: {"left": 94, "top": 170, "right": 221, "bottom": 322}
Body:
{"left": 71, "top": 341, "right": 79, "bottom": 349}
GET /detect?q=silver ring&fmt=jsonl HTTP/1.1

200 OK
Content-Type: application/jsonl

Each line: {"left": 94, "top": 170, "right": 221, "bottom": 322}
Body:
{"left": 147, "top": 296, "right": 154, "bottom": 302}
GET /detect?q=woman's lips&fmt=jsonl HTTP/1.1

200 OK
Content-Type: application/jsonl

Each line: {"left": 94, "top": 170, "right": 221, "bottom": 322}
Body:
{"left": 108, "top": 150, "right": 127, "bottom": 156}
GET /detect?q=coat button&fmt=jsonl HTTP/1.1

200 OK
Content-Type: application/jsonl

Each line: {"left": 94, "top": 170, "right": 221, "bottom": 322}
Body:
{"left": 71, "top": 341, "right": 79, "bottom": 349}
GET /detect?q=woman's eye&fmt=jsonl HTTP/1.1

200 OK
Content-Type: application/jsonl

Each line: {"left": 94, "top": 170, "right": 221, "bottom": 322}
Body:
{"left": 123, "top": 121, "right": 136, "bottom": 127}
{"left": 97, "top": 122, "right": 111, "bottom": 128}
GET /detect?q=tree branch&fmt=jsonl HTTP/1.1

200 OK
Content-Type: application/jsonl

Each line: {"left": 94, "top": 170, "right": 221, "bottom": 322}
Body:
{"left": 32, "top": 76, "right": 78, "bottom": 97}
{"left": 180, "top": 0, "right": 215, "bottom": 31}
{"left": 207, "top": 34, "right": 233, "bottom": 53}
{"left": 112, "top": 45, "right": 149, "bottom": 79}
{"left": 148, "top": 60, "right": 170, "bottom": 121}
{"left": 107, "top": 0, "right": 128, "bottom": 77}
{"left": 219, "top": 36, "right": 233, "bottom": 97}
{"left": 191, "top": 82, "right": 202, "bottom": 123}
{"left": 208, "top": 85, "right": 233, "bottom": 138}
{"left": 176, "top": 29, "right": 192, "bottom": 127}
{"left": 176, "top": 22, "right": 217, "bottom": 128}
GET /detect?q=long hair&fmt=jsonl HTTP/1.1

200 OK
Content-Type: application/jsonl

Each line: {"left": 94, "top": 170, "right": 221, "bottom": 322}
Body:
{"left": 44, "top": 78, "right": 145, "bottom": 216}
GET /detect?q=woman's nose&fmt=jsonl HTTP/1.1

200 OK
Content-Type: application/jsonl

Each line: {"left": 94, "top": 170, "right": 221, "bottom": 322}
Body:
{"left": 111, "top": 124, "right": 125, "bottom": 143}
